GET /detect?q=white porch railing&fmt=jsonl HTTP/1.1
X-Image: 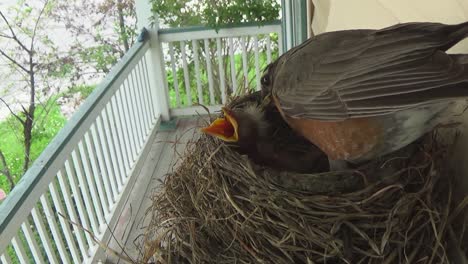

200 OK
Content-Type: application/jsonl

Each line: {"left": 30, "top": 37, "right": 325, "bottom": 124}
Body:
{"left": 0, "top": 29, "right": 163, "bottom": 263}
{"left": 0, "top": 21, "right": 282, "bottom": 264}
{"left": 159, "top": 21, "right": 282, "bottom": 116}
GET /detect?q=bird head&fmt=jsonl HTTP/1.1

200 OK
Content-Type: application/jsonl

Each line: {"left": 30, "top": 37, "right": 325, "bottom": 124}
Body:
{"left": 201, "top": 105, "right": 269, "bottom": 145}
{"left": 201, "top": 107, "right": 240, "bottom": 142}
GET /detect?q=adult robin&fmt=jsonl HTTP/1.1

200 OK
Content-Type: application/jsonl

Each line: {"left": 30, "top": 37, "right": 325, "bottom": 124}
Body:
{"left": 203, "top": 21, "right": 468, "bottom": 170}
{"left": 201, "top": 91, "right": 329, "bottom": 173}
{"left": 257, "top": 21, "right": 468, "bottom": 169}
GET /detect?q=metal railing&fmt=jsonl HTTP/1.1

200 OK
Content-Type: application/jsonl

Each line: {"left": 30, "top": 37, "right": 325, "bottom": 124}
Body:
{"left": 0, "top": 29, "right": 162, "bottom": 263}
{"left": 158, "top": 21, "right": 282, "bottom": 116}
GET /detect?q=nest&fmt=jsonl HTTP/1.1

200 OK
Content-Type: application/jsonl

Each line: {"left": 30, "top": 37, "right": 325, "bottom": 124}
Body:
{"left": 135, "top": 97, "right": 468, "bottom": 263}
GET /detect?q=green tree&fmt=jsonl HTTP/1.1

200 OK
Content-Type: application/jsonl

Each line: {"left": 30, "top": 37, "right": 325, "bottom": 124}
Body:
{"left": 0, "top": 0, "right": 61, "bottom": 191}
{"left": 151, "top": 0, "right": 280, "bottom": 29}
{"left": 52, "top": 0, "right": 137, "bottom": 77}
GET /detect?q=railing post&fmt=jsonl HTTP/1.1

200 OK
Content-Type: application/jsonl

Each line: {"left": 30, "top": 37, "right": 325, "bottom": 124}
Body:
{"left": 135, "top": 0, "right": 171, "bottom": 121}
{"left": 147, "top": 29, "right": 171, "bottom": 121}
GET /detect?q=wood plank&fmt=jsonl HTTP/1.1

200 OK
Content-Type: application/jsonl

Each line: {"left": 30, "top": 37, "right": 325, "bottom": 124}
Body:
{"left": 96, "top": 128, "right": 170, "bottom": 263}
{"left": 120, "top": 119, "right": 187, "bottom": 262}
{"left": 117, "top": 117, "right": 206, "bottom": 262}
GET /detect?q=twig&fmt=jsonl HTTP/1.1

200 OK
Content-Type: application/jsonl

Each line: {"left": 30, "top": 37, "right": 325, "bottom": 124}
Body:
{"left": 0, "top": 97, "right": 25, "bottom": 125}
{"left": 0, "top": 49, "right": 30, "bottom": 74}
{"left": 30, "top": 0, "right": 50, "bottom": 52}
{"left": 57, "top": 212, "right": 135, "bottom": 263}
{"left": 0, "top": 11, "right": 31, "bottom": 53}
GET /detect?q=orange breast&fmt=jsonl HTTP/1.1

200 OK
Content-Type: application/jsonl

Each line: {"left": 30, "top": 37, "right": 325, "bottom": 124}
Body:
{"left": 272, "top": 96, "right": 382, "bottom": 161}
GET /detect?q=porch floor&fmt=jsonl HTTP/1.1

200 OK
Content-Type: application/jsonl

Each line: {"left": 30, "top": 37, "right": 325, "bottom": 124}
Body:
{"left": 97, "top": 116, "right": 208, "bottom": 263}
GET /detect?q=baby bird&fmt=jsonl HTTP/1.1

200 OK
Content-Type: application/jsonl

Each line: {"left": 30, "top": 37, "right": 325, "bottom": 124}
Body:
{"left": 201, "top": 92, "right": 329, "bottom": 173}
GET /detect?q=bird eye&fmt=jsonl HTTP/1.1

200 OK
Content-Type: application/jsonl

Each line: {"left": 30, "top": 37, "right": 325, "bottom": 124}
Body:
{"left": 261, "top": 76, "right": 270, "bottom": 86}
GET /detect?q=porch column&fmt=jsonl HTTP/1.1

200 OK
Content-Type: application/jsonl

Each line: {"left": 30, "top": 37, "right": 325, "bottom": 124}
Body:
{"left": 135, "top": 0, "right": 171, "bottom": 121}
{"left": 281, "top": 0, "right": 308, "bottom": 52}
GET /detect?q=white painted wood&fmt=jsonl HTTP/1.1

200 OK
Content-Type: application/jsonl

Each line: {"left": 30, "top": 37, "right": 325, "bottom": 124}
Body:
{"left": 126, "top": 73, "right": 145, "bottom": 151}
{"left": 131, "top": 67, "right": 149, "bottom": 138}
{"left": 180, "top": 41, "right": 192, "bottom": 106}
{"left": 278, "top": 30, "right": 284, "bottom": 55}
{"left": 170, "top": 105, "right": 222, "bottom": 117}
{"left": 159, "top": 24, "right": 282, "bottom": 42}
{"left": 135, "top": 64, "right": 151, "bottom": 137}
{"left": 136, "top": 61, "right": 153, "bottom": 133}
{"left": 71, "top": 150, "right": 101, "bottom": 234}
{"left": 101, "top": 108, "right": 123, "bottom": 190}
{"left": 228, "top": 37, "right": 238, "bottom": 95}
{"left": 11, "top": 235, "right": 28, "bottom": 264}
{"left": 192, "top": 40, "right": 204, "bottom": 104}
{"left": 266, "top": 35, "right": 272, "bottom": 63}
{"left": 78, "top": 141, "right": 106, "bottom": 227}
{"left": 40, "top": 195, "right": 70, "bottom": 263}
{"left": 21, "top": 220, "right": 45, "bottom": 263}
{"left": 122, "top": 75, "right": 140, "bottom": 157}
{"left": 129, "top": 68, "right": 146, "bottom": 142}
{"left": 56, "top": 170, "right": 88, "bottom": 257}
{"left": 147, "top": 29, "right": 171, "bottom": 121}
{"left": 0, "top": 21, "right": 284, "bottom": 262}
{"left": 168, "top": 43, "right": 181, "bottom": 107}
{"left": 204, "top": 39, "right": 215, "bottom": 105}
{"left": 216, "top": 38, "right": 227, "bottom": 104}
{"left": 131, "top": 74, "right": 146, "bottom": 159}
{"left": 31, "top": 207, "right": 59, "bottom": 264}
{"left": 114, "top": 86, "right": 134, "bottom": 171}
{"left": 64, "top": 159, "right": 95, "bottom": 247}
{"left": 240, "top": 37, "right": 249, "bottom": 90}
{"left": 117, "top": 118, "right": 201, "bottom": 261}
{"left": 49, "top": 182, "right": 81, "bottom": 263}
{"left": 141, "top": 55, "right": 157, "bottom": 119}
{"left": 1, "top": 253, "right": 12, "bottom": 264}
{"left": 84, "top": 133, "right": 110, "bottom": 215}
{"left": 0, "top": 41, "right": 150, "bottom": 253}
{"left": 126, "top": 80, "right": 142, "bottom": 159}
{"left": 284, "top": 0, "right": 293, "bottom": 51}
{"left": 253, "top": 36, "right": 261, "bottom": 91}
{"left": 107, "top": 97, "right": 128, "bottom": 184}
{"left": 90, "top": 123, "right": 115, "bottom": 205}
{"left": 88, "top": 116, "right": 161, "bottom": 263}
{"left": 110, "top": 131, "right": 170, "bottom": 261}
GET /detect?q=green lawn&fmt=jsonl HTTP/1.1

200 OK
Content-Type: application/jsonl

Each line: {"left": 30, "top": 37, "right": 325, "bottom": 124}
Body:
{"left": 0, "top": 100, "right": 66, "bottom": 191}
{"left": 0, "top": 85, "right": 95, "bottom": 196}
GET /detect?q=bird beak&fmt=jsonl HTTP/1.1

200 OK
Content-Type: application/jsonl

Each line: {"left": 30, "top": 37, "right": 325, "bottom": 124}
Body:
{"left": 201, "top": 107, "right": 239, "bottom": 142}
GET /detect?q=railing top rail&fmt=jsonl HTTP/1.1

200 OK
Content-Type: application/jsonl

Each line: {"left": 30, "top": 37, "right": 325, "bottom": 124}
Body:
{"left": 158, "top": 20, "right": 282, "bottom": 42}
{"left": 0, "top": 28, "right": 150, "bottom": 248}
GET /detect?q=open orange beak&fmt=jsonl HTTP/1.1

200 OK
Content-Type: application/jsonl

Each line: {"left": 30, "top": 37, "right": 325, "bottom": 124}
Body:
{"left": 201, "top": 107, "right": 239, "bottom": 142}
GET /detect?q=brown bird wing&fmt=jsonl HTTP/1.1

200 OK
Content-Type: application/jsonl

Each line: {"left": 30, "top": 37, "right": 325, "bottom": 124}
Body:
{"left": 271, "top": 22, "right": 468, "bottom": 120}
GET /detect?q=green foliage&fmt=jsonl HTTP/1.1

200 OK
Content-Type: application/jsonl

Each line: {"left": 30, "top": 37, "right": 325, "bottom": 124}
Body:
{"left": 166, "top": 34, "right": 279, "bottom": 107}
{"left": 63, "top": 84, "right": 96, "bottom": 99}
{"left": 204, "top": 0, "right": 281, "bottom": 29}
{"left": 0, "top": 98, "right": 66, "bottom": 193}
{"left": 150, "top": 0, "right": 280, "bottom": 28}
{"left": 79, "top": 44, "right": 120, "bottom": 73}
{"left": 48, "top": 62, "right": 74, "bottom": 78}
{"left": 52, "top": 0, "right": 137, "bottom": 75}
